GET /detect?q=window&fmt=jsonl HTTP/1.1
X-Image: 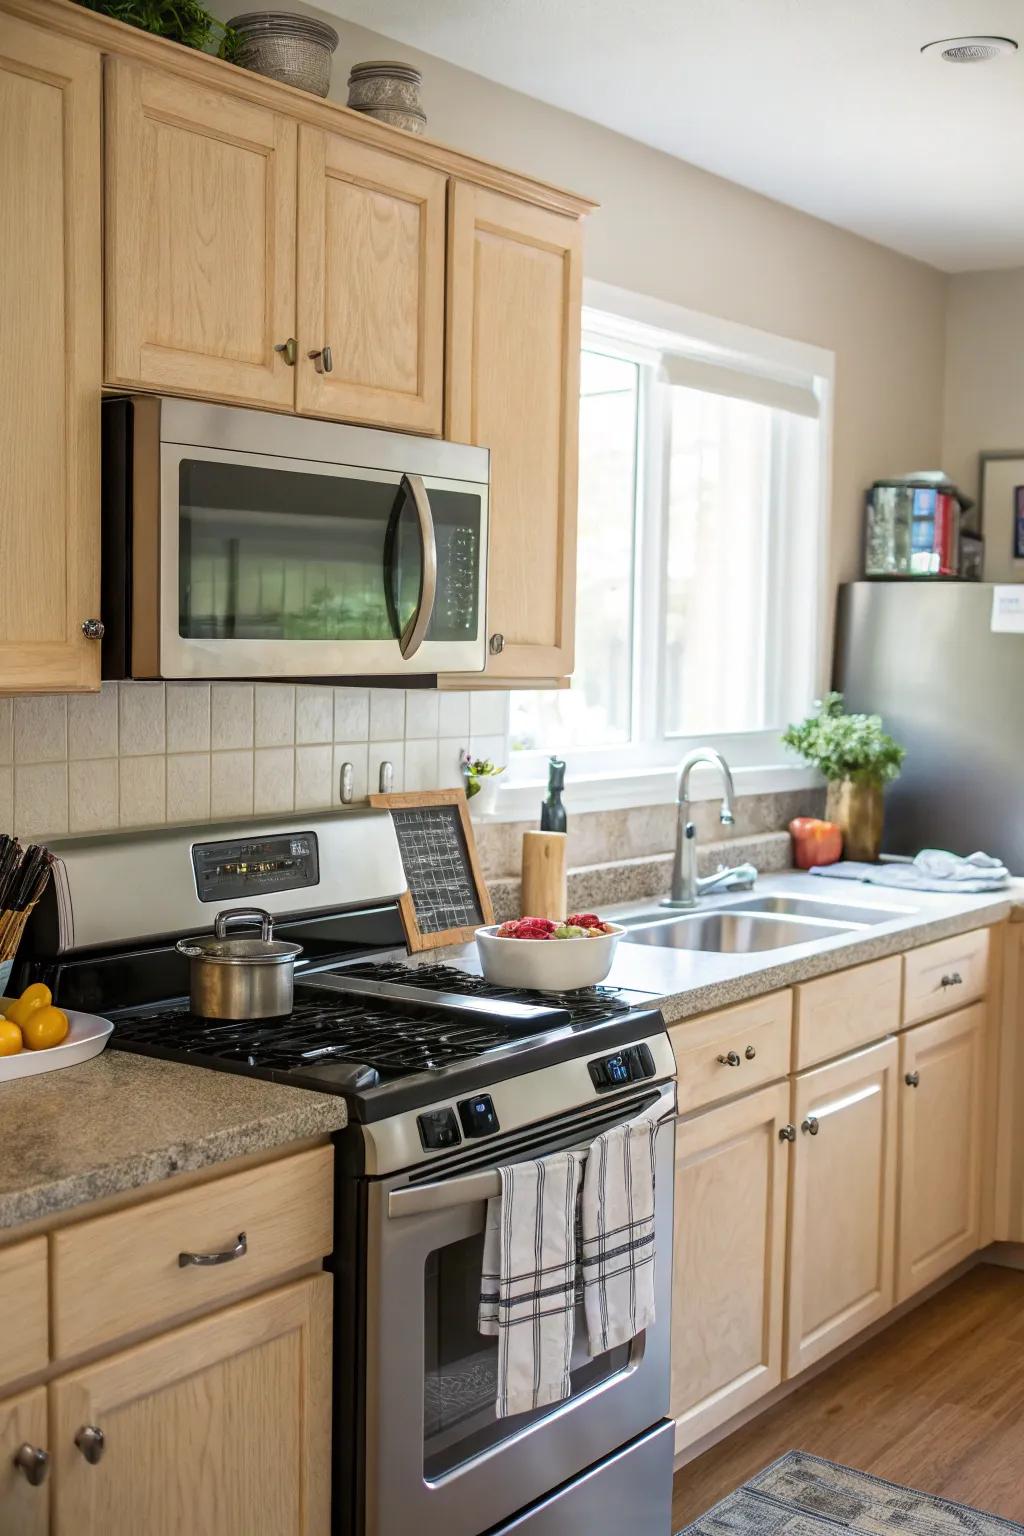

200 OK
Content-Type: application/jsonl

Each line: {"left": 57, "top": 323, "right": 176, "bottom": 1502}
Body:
{"left": 508, "top": 284, "right": 831, "bottom": 802}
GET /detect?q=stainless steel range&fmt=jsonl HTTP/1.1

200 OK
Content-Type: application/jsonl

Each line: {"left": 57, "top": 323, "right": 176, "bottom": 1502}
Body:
{"left": 18, "top": 810, "right": 677, "bottom": 1536}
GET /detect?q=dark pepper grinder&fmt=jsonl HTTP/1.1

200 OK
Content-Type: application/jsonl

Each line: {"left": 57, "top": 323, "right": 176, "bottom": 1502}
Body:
{"left": 541, "top": 756, "right": 567, "bottom": 833}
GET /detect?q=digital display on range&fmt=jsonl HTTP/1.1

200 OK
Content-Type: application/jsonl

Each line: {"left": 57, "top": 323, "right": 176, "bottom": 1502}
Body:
{"left": 192, "top": 832, "right": 320, "bottom": 903}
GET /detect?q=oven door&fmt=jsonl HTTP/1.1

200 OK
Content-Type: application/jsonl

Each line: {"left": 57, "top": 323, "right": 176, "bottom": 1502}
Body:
{"left": 157, "top": 443, "right": 487, "bottom": 677}
{"left": 361, "top": 1084, "right": 674, "bottom": 1536}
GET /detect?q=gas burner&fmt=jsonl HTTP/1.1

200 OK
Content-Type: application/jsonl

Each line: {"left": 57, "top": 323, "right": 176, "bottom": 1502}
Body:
{"left": 339, "top": 961, "right": 634, "bottom": 1026}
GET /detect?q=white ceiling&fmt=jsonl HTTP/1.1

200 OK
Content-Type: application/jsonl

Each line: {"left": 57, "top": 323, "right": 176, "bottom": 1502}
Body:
{"left": 321, "top": 0, "right": 1024, "bottom": 272}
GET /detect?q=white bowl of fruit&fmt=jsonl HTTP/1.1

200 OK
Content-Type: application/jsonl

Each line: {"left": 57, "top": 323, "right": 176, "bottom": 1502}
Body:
{"left": 475, "top": 913, "right": 623, "bottom": 992}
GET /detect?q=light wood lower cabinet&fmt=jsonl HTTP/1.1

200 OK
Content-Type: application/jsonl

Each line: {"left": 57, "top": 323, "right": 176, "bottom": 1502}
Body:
{"left": 0, "top": 18, "right": 101, "bottom": 694}
{"left": 671, "top": 1083, "right": 790, "bottom": 1451}
{"left": 51, "top": 1274, "right": 332, "bottom": 1536}
{"left": 444, "top": 181, "right": 582, "bottom": 683}
{"left": 784, "top": 1038, "right": 898, "bottom": 1378}
{"left": 896, "top": 1004, "right": 986, "bottom": 1302}
{"left": 0, "top": 1386, "right": 48, "bottom": 1536}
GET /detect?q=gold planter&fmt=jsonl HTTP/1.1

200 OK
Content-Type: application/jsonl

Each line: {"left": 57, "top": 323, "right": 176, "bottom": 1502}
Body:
{"left": 825, "top": 779, "right": 884, "bottom": 862}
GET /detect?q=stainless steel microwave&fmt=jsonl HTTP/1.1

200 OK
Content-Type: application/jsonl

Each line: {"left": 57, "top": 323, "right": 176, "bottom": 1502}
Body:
{"left": 101, "top": 397, "right": 490, "bottom": 679}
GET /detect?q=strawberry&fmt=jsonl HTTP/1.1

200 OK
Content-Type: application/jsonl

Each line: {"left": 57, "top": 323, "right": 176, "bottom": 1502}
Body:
{"left": 568, "top": 913, "right": 602, "bottom": 929}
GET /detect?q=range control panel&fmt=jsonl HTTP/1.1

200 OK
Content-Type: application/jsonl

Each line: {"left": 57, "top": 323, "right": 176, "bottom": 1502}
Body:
{"left": 588, "top": 1043, "right": 657, "bottom": 1092}
{"left": 192, "top": 832, "right": 320, "bottom": 903}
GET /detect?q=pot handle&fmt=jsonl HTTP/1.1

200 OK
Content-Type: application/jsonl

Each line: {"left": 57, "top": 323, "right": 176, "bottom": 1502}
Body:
{"left": 214, "top": 907, "right": 275, "bottom": 942}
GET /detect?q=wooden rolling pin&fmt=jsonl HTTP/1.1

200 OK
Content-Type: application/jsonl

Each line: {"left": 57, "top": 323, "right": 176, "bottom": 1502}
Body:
{"left": 520, "top": 831, "right": 568, "bottom": 921}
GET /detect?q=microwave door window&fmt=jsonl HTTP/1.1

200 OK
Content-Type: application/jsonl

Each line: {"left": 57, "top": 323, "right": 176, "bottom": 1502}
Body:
{"left": 178, "top": 460, "right": 404, "bottom": 643}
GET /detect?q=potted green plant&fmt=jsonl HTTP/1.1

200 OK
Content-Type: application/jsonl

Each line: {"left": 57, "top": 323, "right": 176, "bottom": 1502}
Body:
{"left": 75, "top": 0, "right": 241, "bottom": 57}
{"left": 460, "top": 752, "right": 505, "bottom": 818}
{"left": 782, "top": 692, "right": 905, "bottom": 861}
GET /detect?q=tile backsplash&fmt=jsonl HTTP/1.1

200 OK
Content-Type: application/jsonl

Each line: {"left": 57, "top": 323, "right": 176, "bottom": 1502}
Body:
{"left": 0, "top": 684, "right": 511, "bottom": 840}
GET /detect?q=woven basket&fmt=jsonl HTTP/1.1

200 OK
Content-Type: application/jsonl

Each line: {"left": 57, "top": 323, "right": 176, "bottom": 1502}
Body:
{"left": 347, "top": 60, "right": 426, "bottom": 133}
{"left": 229, "top": 12, "right": 339, "bottom": 97}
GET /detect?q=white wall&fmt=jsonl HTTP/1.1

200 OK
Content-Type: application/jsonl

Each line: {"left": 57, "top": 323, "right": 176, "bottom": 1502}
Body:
{"left": 943, "top": 267, "right": 1024, "bottom": 517}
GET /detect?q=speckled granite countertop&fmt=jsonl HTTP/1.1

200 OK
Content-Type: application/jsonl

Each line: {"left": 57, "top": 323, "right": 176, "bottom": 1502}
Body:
{"left": 0, "top": 1052, "right": 348, "bottom": 1231}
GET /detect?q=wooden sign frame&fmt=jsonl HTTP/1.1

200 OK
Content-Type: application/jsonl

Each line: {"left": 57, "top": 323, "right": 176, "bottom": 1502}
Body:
{"left": 368, "top": 788, "right": 494, "bottom": 952}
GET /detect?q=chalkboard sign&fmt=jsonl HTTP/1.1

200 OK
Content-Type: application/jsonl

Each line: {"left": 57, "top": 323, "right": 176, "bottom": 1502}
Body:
{"left": 368, "top": 789, "right": 494, "bottom": 952}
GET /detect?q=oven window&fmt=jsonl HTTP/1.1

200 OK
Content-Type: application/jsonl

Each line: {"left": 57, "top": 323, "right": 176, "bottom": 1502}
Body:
{"left": 423, "top": 1232, "right": 630, "bottom": 1480}
{"left": 177, "top": 461, "right": 481, "bottom": 644}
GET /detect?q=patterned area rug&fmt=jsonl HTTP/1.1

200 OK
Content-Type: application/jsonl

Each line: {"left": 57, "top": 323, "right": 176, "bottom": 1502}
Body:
{"left": 680, "top": 1450, "right": 1024, "bottom": 1533}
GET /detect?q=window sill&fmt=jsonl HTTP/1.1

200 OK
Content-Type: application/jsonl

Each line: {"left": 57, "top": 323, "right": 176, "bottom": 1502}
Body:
{"left": 487, "top": 762, "right": 823, "bottom": 823}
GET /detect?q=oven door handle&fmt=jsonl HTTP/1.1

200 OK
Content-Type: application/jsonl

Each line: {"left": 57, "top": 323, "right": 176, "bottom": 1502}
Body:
{"left": 397, "top": 472, "right": 437, "bottom": 660}
{"left": 387, "top": 1096, "right": 676, "bottom": 1220}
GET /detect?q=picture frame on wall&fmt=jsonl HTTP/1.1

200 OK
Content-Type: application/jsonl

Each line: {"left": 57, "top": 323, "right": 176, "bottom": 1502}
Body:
{"left": 979, "top": 450, "right": 1024, "bottom": 582}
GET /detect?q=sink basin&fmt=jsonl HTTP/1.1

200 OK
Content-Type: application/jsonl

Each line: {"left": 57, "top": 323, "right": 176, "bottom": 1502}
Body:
{"left": 737, "top": 894, "right": 916, "bottom": 926}
{"left": 621, "top": 912, "right": 854, "bottom": 954}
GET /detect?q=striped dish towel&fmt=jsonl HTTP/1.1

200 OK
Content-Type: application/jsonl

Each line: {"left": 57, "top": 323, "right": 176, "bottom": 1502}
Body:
{"left": 580, "top": 1104, "right": 659, "bottom": 1355}
{"left": 478, "top": 1148, "right": 585, "bottom": 1419}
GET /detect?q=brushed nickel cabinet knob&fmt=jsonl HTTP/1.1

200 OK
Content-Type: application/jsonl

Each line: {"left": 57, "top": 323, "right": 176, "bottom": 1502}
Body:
{"left": 13, "top": 1443, "right": 49, "bottom": 1486}
{"left": 801, "top": 1115, "right": 820, "bottom": 1136}
{"left": 778, "top": 1124, "right": 796, "bottom": 1143}
{"left": 905, "top": 1071, "right": 920, "bottom": 1088}
{"left": 309, "top": 344, "right": 333, "bottom": 374}
{"left": 81, "top": 618, "right": 105, "bottom": 639}
{"left": 489, "top": 633, "right": 505, "bottom": 655}
{"left": 940, "top": 972, "right": 963, "bottom": 988}
{"left": 75, "top": 1426, "right": 105, "bottom": 1465}
{"left": 274, "top": 337, "right": 297, "bottom": 366}
{"left": 716, "top": 1051, "right": 741, "bottom": 1067}
{"left": 744, "top": 1045, "right": 757, "bottom": 1060}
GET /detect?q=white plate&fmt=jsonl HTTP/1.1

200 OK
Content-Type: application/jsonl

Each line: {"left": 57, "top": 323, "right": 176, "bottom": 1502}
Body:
{"left": 0, "top": 998, "right": 113, "bottom": 1082}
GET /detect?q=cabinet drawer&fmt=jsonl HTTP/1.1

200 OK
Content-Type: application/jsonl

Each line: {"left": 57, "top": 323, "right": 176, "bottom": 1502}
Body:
{"left": 670, "top": 991, "right": 792, "bottom": 1114}
{"left": 903, "top": 928, "right": 990, "bottom": 1025}
{"left": 52, "top": 1146, "right": 333, "bottom": 1361}
{"left": 793, "top": 956, "right": 901, "bottom": 1070}
{"left": 0, "top": 1238, "right": 48, "bottom": 1389}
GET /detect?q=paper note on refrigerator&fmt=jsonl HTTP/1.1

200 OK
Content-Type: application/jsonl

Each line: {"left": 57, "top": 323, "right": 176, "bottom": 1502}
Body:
{"left": 991, "top": 585, "right": 1024, "bottom": 633}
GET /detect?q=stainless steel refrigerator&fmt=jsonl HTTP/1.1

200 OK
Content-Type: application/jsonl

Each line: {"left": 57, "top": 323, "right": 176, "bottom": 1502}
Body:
{"left": 834, "top": 582, "right": 1024, "bottom": 873}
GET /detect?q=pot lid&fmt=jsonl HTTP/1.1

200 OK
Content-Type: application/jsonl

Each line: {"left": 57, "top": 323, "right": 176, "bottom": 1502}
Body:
{"left": 176, "top": 906, "right": 302, "bottom": 964}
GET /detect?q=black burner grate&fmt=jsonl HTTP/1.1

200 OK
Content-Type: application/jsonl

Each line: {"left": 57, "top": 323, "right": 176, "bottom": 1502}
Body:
{"left": 340, "top": 961, "right": 633, "bottom": 1027}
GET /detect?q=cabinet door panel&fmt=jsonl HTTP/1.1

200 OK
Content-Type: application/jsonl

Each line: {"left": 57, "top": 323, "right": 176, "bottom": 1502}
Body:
{"left": 672, "top": 1083, "right": 789, "bottom": 1450}
{"left": 105, "top": 59, "right": 296, "bottom": 408}
{"left": 897, "top": 1004, "right": 985, "bottom": 1301}
{"left": 785, "top": 1038, "right": 898, "bottom": 1378}
{"left": 52, "top": 1275, "right": 331, "bottom": 1536}
{"left": 445, "top": 182, "right": 582, "bottom": 682}
{"left": 297, "top": 130, "right": 444, "bottom": 432}
{"left": 0, "top": 18, "right": 101, "bottom": 693}
{"left": 0, "top": 1386, "right": 49, "bottom": 1536}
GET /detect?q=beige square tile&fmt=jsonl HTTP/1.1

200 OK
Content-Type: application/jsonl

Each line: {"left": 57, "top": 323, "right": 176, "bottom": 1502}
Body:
{"left": 370, "top": 688, "right": 405, "bottom": 741}
{"left": 469, "top": 691, "right": 509, "bottom": 738}
{"left": 438, "top": 693, "right": 469, "bottom": 739}
{"left": 332, "top": 744, "right": 369, "bottom": 806}
{"left": 254, "top": 747, "right": 295, "bottom": 815}
{"left": 333, "top": 687, "right": 370, "bottom": 742}
{"left": 469, "top": 734, "right": 506, "bottom": 767}
{"left": 68, "top": 682, "right": 119, "bottom": 760}
{"left": 0, "top": 700, "right": 13, "bottom": 765}
{"left": 119, "top": 756, "right": 166, "bottom": 828}
{"left": 119, "top": 683, "right": 166, "bottom": 756}
{"left": 14, "top": 763, "right": 68, "bottom": 837}
{"left": 14, "top": 695, "right": 67, "bottom": 763}
{"left": 368, "top": 741, "right": 404, "bottom": 793}
{"left": 404, "top": 689, "right": 440, "bottom": 739}
{"left": 166, "top": 754, "right": 211, "bottom": 823}
{"left": 69, "top": 759, "right": 119, "bottom": 833}
{"left": 294, "top": 744, "right": 332, "bottom": 809}
{"left": 296, "top": 685, "right": 333, "bottom": 745}
{"left": 211, "top": 684, "right": 254, "bottom": 750}
{"left": 0, "top": 765, "right": 13, "bottom": 831}
{"left": 166, "top": 683, "right": 211, "bottom": 753}
{"left": 437, "top": 737, "right": 466, "bottom": 790}
{"left": 404, "top": 738, "right": 439, "bottom": 791}
{"left": 211, "top": 750, "right": 254, "bottom": 819}
{"left": 254, "top": 684, "right": 295, "bottom": 747}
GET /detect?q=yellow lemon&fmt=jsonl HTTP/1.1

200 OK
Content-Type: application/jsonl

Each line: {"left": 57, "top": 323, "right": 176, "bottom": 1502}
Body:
{"left": 0, "top": 1018, "right": 23, "bottom": 1056}
{"left": 21, "top": 1005, "right": 69, "bottom": 1052}
{"left": 6, "top": 982, "right": 52, "bottom": 1029}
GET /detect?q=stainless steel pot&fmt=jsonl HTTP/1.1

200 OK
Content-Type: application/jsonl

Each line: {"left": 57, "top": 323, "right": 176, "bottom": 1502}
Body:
{"left": 176, "top": 908, "right": 302, "bottom": 1020}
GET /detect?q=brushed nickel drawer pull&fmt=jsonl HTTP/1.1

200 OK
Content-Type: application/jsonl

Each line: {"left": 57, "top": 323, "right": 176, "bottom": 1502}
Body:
{"left": 74, "top": 1426, "right": 105, "bottom": 1465}
{"left": 178, "top": 1231, "right": 247, "bottom": 1268}
{"left": 309, "top": 344, "right": 333, "bottom": 374}
{"left": 274, "top": 337, "right": 297, "bottom": 366}
{"left": 716, "top": 1051, "right": 741, "bottom": 1067}
{"left": 13, "top": 1443, "right": 49, "bottom": 1485}
{"left": 940, "top": 972, "right": 963, "bottom": 988}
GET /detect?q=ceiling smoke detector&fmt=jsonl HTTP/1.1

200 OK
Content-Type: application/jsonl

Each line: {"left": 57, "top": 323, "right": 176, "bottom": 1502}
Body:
{"left": 921, "top": 35, "right": 1018, "bottom": 63}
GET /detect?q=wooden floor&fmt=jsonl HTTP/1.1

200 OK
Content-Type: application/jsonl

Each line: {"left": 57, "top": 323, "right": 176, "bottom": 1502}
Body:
{"left": 672, "top": 1263, "right": 1024, "bottom": 1530}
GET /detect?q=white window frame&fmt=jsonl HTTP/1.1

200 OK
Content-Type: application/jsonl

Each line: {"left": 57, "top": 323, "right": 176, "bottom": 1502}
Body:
{"left": 497, "top": 280, "right": 835, "bottom": 820}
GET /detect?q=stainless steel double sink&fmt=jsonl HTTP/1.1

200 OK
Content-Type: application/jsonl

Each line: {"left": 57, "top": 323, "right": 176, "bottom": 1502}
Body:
{"left": 619, "top": 893, "right": 916, "bottom": 954}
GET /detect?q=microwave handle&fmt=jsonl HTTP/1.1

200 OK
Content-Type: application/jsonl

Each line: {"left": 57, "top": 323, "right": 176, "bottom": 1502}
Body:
{"left": 397, "top": 473, "right": 438, "bottom": 660}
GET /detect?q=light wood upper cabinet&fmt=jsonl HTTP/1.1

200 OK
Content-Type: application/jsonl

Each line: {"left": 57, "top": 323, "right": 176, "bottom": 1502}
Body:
{"left": 445, "top": 182, "right": 582, "bottom": 681}
{"left": 0, "top": 1386, "right": 49, "bottom": 1536}
{"left": 297, "top": 129, "right": 445, "bottom": 433}
{"left": 0, "top": 18, "right": 101, "bottom": 694}
{"left": 104, "top": 58, "right": 297, "bottom": 409}
{"left": 51, "top": 1274, "right": 332, "bottom": 1536}
{"left": 672, "top": 1082, "right": 790, "bottom": 1451}
{"left": 785, "top": 1037, "right": 898, "bottom": 1378}
{"left": 896, "top": 1004, "right": 986, "bottom": 1302}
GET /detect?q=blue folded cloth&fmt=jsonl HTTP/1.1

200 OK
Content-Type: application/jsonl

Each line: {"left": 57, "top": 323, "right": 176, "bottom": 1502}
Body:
{"left": 810, "top": 848, "right": 1010, "bottom": 894}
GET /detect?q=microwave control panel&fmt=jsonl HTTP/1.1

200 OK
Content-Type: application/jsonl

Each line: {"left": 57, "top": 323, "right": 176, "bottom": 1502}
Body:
{"left": 192, "top": 832, "right": 320, "bottom": 903}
